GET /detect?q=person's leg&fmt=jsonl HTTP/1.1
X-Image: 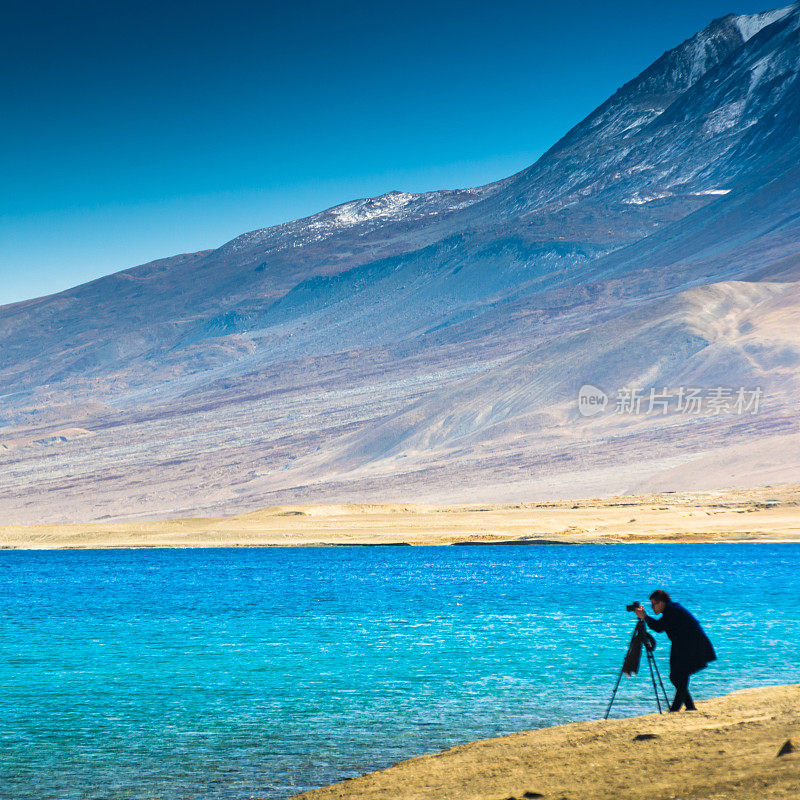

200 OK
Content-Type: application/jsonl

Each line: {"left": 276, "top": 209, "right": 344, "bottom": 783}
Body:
{"left": 668, "top": 673, "right": 680, "bottom": 710}
{"left": 684, "top": 676, "right": 696, "bottom": 711}
{"left": 669, "top": 670, "right": 691, "bottom": 711}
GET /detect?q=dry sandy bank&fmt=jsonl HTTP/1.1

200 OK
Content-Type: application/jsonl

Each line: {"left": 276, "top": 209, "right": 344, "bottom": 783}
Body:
{"left": 291, "top": 684, "right": 800, "bottom": 800}
{"left": 0, "top": 483, "right": 798, "bottom": 549}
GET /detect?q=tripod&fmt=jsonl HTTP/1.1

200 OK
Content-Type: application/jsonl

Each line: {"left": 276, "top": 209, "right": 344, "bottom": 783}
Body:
{"left": 605, "top": 619, "right": 670, "bottom": 719}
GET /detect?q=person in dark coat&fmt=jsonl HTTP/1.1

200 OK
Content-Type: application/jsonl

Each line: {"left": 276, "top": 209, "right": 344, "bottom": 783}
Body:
{"left": 634, "top": 589, "right": 716, "bottom": 711}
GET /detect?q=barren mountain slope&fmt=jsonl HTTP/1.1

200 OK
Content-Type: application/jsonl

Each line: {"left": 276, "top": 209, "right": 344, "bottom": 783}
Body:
{"left": 1, "top": 5, "right": 799, "bottom": 522}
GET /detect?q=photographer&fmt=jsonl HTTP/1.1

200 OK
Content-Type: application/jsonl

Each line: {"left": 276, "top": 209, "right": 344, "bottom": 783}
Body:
{"left": 634, "top": 590, "right": 716, "bottom": 712}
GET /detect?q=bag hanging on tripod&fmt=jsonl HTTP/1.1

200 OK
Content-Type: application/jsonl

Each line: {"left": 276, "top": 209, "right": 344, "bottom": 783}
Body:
{"left": 621, "top": 623, "right": 656, "bottom": 676}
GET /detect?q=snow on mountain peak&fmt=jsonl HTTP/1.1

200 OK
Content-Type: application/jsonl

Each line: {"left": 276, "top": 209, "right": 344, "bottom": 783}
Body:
{"left": 323, "top": 191, "right": 419, "bottom": 226}
{"left": 734, "top": 4, "right": 795, "bottom": 42}
{"left": 218, "top": 187, "right": 491, "bottom": 256}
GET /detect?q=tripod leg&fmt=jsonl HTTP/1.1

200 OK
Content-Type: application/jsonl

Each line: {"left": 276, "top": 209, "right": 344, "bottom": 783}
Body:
{"left": 604, "top": 666, "right": 625, "bottom": 720}
{"left": 645, "top": 650, "right": 662, "bottom": 713}
{"left": 650, "top": 655, "right": 670, "bottom": 708}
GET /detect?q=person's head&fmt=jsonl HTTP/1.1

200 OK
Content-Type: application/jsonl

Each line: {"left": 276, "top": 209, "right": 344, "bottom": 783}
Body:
{"left": 649, "top": 589, "right": 671, "bottom": 615}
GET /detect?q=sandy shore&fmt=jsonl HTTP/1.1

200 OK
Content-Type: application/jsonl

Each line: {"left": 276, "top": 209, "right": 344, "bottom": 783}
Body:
{"left": 290, "top": 684, "right": 800, "bottom": 800}
{"left": 0, "top": 483, "right": 798, "bottom": 548}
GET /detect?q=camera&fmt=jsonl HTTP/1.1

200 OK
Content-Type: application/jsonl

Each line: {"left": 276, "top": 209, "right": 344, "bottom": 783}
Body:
{"left": 626, "top": 601, "right": 642, "bottom": 612}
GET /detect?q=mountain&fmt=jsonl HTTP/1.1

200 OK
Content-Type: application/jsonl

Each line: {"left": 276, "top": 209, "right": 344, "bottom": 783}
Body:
{"left": 2, "top": 4, "right": 800, "bottom": 523}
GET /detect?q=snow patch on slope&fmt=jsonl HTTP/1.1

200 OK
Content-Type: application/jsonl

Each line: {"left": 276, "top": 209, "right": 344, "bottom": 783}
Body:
{"left": 622, "top": 191, "right": 674, "bottom": 205}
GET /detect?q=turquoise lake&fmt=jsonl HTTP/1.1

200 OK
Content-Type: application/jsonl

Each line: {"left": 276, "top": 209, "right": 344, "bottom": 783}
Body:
{"left": 2, "top": 544, "right": 798, "bottom": 800}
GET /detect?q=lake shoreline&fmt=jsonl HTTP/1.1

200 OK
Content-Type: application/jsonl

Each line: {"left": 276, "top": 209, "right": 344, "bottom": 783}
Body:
{"left": 289, "top": 684, "right": 800, "bottom": 800}
{"left": 1, "top": 483, "right": 798, "bottom": 549}
{"left": 4, "top": 537, "right": 800, "bottom": 551}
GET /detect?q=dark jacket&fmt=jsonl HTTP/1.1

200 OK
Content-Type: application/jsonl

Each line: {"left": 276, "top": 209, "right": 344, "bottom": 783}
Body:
{"left": 644, "top": 601, "right": 716, "bottom": 676}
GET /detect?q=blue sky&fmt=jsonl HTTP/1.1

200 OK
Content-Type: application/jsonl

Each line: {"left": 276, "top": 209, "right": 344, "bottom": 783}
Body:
{"left": 0, "top": 0, "right": 783, "bottom": 305}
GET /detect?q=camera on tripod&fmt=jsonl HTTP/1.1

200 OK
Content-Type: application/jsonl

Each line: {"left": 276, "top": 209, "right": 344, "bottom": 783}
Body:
{"left": 626, "top": 601, "right": 642, "bottom": 612}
